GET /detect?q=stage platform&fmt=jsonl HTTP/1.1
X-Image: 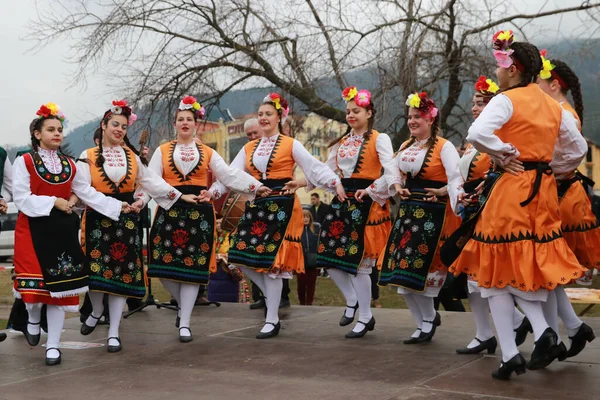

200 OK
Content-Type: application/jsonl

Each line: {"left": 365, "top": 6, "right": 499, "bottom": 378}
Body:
{"left": 0, "top": 304, "right": 598, "bottom": 400}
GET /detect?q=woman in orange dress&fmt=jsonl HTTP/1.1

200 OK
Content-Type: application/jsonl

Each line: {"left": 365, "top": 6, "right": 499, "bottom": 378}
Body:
{"left": 537, "top": 53, "right": 596, "bottom": 358}
{"left": 449, "top": 30, "right": 587, "bottom": 380}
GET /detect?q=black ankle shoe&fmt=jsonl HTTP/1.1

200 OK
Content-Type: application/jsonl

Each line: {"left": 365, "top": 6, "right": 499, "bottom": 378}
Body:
{"left": 527, "top": 328, "right": 560, "bottom": 370}
{"left": 179, "top": 327, "right": 193, "bottom": 343}
{"left": 514, "top": 317, "right": 532, "bottom": 347}
{"left": 557, "top": 342, "right": 568, "bottom": 362}
{"left": 434, "top": 312, "right": 441, "bottom": 327}
{"left": 80, "top": 314, "right": 101, "bottom": 336}
{"left": 45, "top": 348, "right": 62, "bottom": 366}
{"left": 417, "top": 320, "right": 437, "bottom": 343}
{"left": 403, "top": 330, "right": 421, "bottom": 344}
{"left": 175, "top": 316, "right": 180, "bottom": 328}
{"left": 339, "top": 303, "right": 358, "bottom": 327}
{"left": 456, "top": 337, "right": 497, "bottom": 355}
{"left": 249, "top": 299, "right": 266, "bottom": 310}
{"left": 566, "top": 323, "right": 595, "bottom": 358}
{"left": 0, "top": 332, "right": 6, "bottom": 342}
{"left": 256, "top": 322, "right": 281, "bottom": 339}
{"left": 345, "top": 317, "right": 375, "bottom": 339}
{"left": 107, "top": 337, "right": 122, "bottom": 353}
{"left": 24, "top": 321, "right": 41, "bottom": 346}
{"left": 492, "top": 354, "right": 527, "bottom": 380}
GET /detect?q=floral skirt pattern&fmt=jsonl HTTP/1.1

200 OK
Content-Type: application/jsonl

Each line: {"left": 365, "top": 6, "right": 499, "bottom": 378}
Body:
{"left": 379, "top": 200, "right": 446, "bottom": 291}
{"left": 316, "top": 196, "right": 373, "bottom": 274}
{"left": 148, "top": 202, "right": 216, "bottom": 284}
{"left": 84, "top": 209, "right": 144, "bottom": 298}
{"left": 228, "top": 194, "right": 295, "bottom": 273}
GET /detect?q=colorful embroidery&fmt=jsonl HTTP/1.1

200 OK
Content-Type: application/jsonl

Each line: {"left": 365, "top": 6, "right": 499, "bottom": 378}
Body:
{"left": 31, "top": 152, "right": 72, "bottom": 184}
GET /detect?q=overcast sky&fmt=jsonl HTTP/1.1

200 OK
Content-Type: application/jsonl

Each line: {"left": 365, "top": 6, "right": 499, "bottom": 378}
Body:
{"left": 0, "top": 0, "right": 597, "bottom": 148}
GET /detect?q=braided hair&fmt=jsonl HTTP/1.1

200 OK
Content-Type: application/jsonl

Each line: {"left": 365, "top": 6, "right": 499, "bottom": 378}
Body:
{"left": 550, "top": 59, "right": 584, "bottom": 125}
{"left": 501, "top": 42, "right": 543, "bottom": 93}
{"left": 328, "top": 102, "right": 376, "bottom": 148}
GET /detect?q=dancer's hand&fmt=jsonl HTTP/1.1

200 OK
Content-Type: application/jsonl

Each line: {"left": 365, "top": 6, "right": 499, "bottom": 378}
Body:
{"left": 503, "top": 158, "right": 524, "bottom": 176}
{"left": 67, "top": 194, "right": 79, "bottom": 210}
{"left": 458, "top": 192, "right": 475, "bottom": 207}
{"left": 355, "top": 189, "right": 370, "bottom": 203}
{"left": 0, "top": 199, "right": 7, "bottom": 214}
{"left": 197, "top": 190, "right": 212, "bottom": 203}
{"left": 397, "top": 188, "right": 411, "bottom": 201}
{"left": 282, "top": 179, "right": 301, "bottom": 195}
{"left": 55, "top": 198, "right": 71, "bottom": 214}
{"left": 256, "top": 186, "right": 272, "bottom": 198}
{"left": 121, "top": 202, "right": 132, "bottom": 214}
{"left": 335, "top": 183, "right": 347, "bottom": 202}
{"left": 181, "top": 194, "right": 199, "bottom": 204}
{"left": 131, "top": 199, "right": 144, "bottom": 213}
{"left": 424, "top": 187, "right": 446, "bottom": 203}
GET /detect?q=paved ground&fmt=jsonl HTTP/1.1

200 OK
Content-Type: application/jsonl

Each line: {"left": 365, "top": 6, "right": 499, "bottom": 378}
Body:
{"left": 0, "top": 304, "right": 598, "bottom": 400}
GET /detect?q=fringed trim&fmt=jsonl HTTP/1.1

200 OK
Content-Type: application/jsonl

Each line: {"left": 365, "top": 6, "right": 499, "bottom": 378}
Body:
{"left": 49, "top": 286, "right": 89, "bottom": 298}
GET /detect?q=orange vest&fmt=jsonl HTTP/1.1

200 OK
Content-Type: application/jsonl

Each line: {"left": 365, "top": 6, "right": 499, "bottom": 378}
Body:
{"left": 337, "top": 130, "right": 383, "bottom": 181}
{"left": 85, "top": 147, "right": 138, "bottom": 194}
{"left": 159, "top": 140, "right": 213, "bottom": 187}
{"left": 464, "top": 144, "right": 491, "bottom": 182}
{"left": 495, "top": 85, "right": 562, "bottom": 163}
{"left": 416, "top": 137, "right": 450, "bottom": 182}
{"left": 245, "top": 134, "right": 296, "bottom": 180}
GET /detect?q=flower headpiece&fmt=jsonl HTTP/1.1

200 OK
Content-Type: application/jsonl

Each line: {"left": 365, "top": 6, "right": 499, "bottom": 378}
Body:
{"left": 539, "top": 50, "right": 568, "bottom": 90}
{"left": 474, "top": 76, "right": 499, "bottom": 96}
{"left": 405, "top": 92, "right": 438, "bottom": 119}
{"left": 36, "top": 102, "right": 66, "bottom": 124}
{"left": 492, "top": 30, "right": 522, "bottom": 71}
{"left": 342, "top": 86, "right": 372, "bottom": 108}
{"left": 107, "top": 100, "right": 137, "bottom": 126}
{"left": 263, "top": 93, "right": 290, "bottom": 119}
{"left": 179, "top": 95, "right": 206, "bottom": 119}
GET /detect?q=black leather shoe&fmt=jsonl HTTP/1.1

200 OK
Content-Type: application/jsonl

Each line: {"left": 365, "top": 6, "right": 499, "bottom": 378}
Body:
{"left": 80, "top": 314, "right": 101, "bottom": 336}
{"left": 279, "top": 299, "right": 291, "bottom": 308}
{"left": 345, "top": 317, "right": 375, "bottom": 339}
{"left": 45, "top": 348, "right": 62, "bottom": 366}
{"left": 514, "top": 317, "right": 532, "bottom": 347}
{"left": 556, "top": 342, "right": 568, "bottom": 362}
{"left": 492, "top": 353, "right": 527, "bottom": 380}
{"left": 456, "top": 337, "right": 497, "bottom": 355}
{"left": 434, "top": 312, "right": 441, "bottom": 327}
{"left": 403, "top": 330, "right": 421, "bottom": 344}
{"left": 256, "top": 322, "right": 281, "bottom": 339}
{"left": 417, "top": 320, "right": 437, "bottom": 343}
{"left": 175, "top": 316, "right": 180, "bottom": 328}
{"left": 179, "top": 327, "right": 193, "bottom": 343}
{"left": 0, "top": 332, "right": 6, "bottom": 342}
{"left": 107, "top": 337, "right": 122, "bottom": 353}
{"left": 249, "top": 299, "right": 266, "bottom": 310}
{"left": 24, "top": 321, "right": 41, "bottom": 346}
{"left": 566, "top": 323, "right": 595, "bottom": 358}
{"left": 339, "top": 303, "right": 359, "bottom": 327}
{"left": 527, "top": 328, "right": 560, "bottom": 370}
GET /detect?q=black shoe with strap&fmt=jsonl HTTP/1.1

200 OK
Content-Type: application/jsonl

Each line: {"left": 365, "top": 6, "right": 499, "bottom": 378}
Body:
{"left": 175, "top": 316, "right": 180, "bottom": 328}
{"left": 514, "top": 317, "right": 532, "bottom": 347}
{"left": 434, "top": 312, "right": 441, "bottom": 327}
{"left": 417, "top": 320, "right": 437, "bottom": 343}
{"left": 339, "top": 303, "right": 358, "bottom": 327}
{"left": 492, "top": 353, "right": 527, "bottom": 380}
{"left": 45, "top": 348, "right": 62, "bottom": 366}
{"left": 404, "top": 329, "right": 422, "bottom": 344}
{"left": 179, "top": 327, "right": 193, "bottom": 343}
{"left": 24, "top": 321, "right": 41, "bottom": 346}
{"left": 107, "top": 337, "right": 122, "bottom": 353}
{"left": 81, "top": 314, "right": 101, "bottom": 336}
{"left": 456, "top": 337, "right": 497, "bottom": 355}
{"left": 345, "top": 316, "right": 375, "bottom": 339}
{"left": 566, "top": 323, "right": 595, "bottom": 358}
{"left": 256, "top": 322, "right": 281, "bottom": 339}
{"left": 527, "top": 328, "right": 560, "bottom": 370}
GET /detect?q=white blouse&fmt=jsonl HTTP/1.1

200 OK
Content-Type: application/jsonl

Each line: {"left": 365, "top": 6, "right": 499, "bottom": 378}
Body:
{"left": 13, "top": 149, "right": 122, "bottom": 220}
{"left": 458, "top": 145, "right": 480, "bottom": 182}
{"left": 212, "top": 133, "right": 340, "bottom": 196}
{"left": 146, "top": 142, "right": 262, "bottom": 201}
{"left": 76, "top": 146, "right": 181, "bottom": 210}
{"left": 467, "top": 94, "right": 587, "bottom": 175}
{"left": 1, "top": 155, "right": 13, "bottom": 202}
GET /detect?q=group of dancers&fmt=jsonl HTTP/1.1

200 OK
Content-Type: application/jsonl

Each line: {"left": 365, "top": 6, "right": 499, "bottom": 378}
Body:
{"left": 3, "top": 29, "right": 597, "bottom": 380}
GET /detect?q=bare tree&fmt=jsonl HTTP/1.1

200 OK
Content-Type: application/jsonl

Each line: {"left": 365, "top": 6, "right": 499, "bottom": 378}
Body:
{"left": 30, "top": 0, "right": 600, "bottom": 146}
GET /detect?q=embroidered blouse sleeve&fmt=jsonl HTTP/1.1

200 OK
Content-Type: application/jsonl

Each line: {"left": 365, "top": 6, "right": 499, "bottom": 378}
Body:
{"left": 365, "top": 175, "right": 391, "bottom": 206}
{"left": 71, "top": 165, "right": 122, "bottom": 221}
{"left": 134, "top": 147, "right": 163, "bottom": 207}
{"left": 209, "top": 146, "right": 248, "bottom": 199}
{"left": 12, "top": 155, "right": 56, "bottom": 217}
{"left": 293, "top": 140, "right": 340, "bottom": 192}
{"left": 1, "top": 156, "right": 13, "bottom": 202}
{"left": 376, "top": 133, "right": 402, "bottom": 187}
{"left": 466, "top": 94, "right": 519, "bottom": 165}
{"left": 135, "top": 156, "right": 182, "bottom": 210}
{"left": 209, "top": 150, "right": 262, "bottom": 200}
{"left": 441, "top": 141, "right": 464, "bottom": 215}
{"left": 305, "top": 142, "right": 339, "bottom": 192}
{"left": 550, "top": 110, "right": 588, "bottom": 176}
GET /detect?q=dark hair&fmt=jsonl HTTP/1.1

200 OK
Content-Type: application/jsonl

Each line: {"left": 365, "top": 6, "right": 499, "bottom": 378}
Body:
{"left": 94, "top": 111, "right": 148, "bottom": 167}
{"left": 174, "top": 108, "right": 201, "bottom": 122}
{"left": 399, "top": 110, "right": 441, "bottom": 152}
{"left": 311, "top": 193, "right": 320, "bottom": 199}
{"left": 501, "top": 42, "right": 542, "bottom": 93}
{"left": 329, "top": 102, "right": 376, "bottom": 148}
{"left": 29, "top": 116, "right": 76, "bottom": 159}
{"left": 474, "top": 92, "right": 494, "bottom": 104}
{"left": 548, "top": 59, "right": 584, "bottom": 125}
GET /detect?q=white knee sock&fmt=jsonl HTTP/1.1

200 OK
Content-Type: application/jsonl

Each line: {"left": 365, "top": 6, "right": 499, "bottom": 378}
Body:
{"left": 467, "top": 291, "right": 494, "bottom": 347}
{"left": 239, "top": 265, "right": 267, "bottom": 295}
{"left": 489, "top": 294, "right": 521, "bottom": 362}
{"left": 262, "top": 277, "right": 283, "bottom": 333}
{"left": 107, "top": 295, "right": 127, "bottom": 346}
{"left": 403, "top": 293, "right": 424, "bottom": 338}
{"left": 86, "top": 291, "right": 106, "bottom": 327}
{"left": 514, "top": 297, "right": 550, "bottom": 341}
{"left": 541, "top": 290, "right": 562, "bottom": 344}
{"left": 555, "top": 286, "right": 582, "bottom": 337}
{"left": 25, "top": 303, "right": 42, "bottom": 335}
{"left": 160, "top": 279, "right": 182, "bottom": 316}
{"left": 350, "top": 273, "right": 373, "bottom": 333}
{"left": 45, "top": 305, "right": 65, "bottom": 359}
{"left": 328, "top": 268, "right": 358, "bottom": 318}
{"left": 512, "top": 306, "right": 525, "bottom": 329}
{"left": 179, "top": 284, "right": 200, "bottom": 337}
{"left": 414, "top": 294, "right": 436, "bottom": 334}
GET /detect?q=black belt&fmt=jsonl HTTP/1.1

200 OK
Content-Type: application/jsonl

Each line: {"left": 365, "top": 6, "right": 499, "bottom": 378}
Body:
{"left": 259, "top": 178, "right": 292, "bottom": 190}
{"left": 173, "top": 185, "right": 207, "bottom": 195}
{"left": 341, "top": 178, "right": 374, "bottom": 192}
{"left": 557, "top": 171, "right": 595, "bottom": 198}
{"left": 405, "top": 178, "right": 447, "bottom": 203}
{"left": 463, "top": 177, "right": 484, "bottom": 194}
{"left": 519, "top": 162, "right": 552, "bottom": 207}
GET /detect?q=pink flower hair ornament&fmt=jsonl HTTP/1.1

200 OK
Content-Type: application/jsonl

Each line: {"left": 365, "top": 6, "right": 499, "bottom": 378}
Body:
{"left": 405, "top": 92, "right": 438, "bottom": 120}
{"left": 179, "top": 95, "right": 206, "bottom": 119}
{"left": 341, "top": 86, "right": 372, "bottom": 108}
{"left": 107, "top": 99, "right": 136, "bottom": 125}
{"left": 263, "top": 93, "right": 290, "bottom": 119}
